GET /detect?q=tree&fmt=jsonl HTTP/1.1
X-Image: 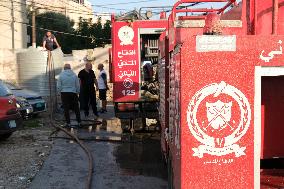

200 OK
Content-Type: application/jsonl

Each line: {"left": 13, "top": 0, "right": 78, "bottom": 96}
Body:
{"left": 92, "top": 17, "right": 103, "bottom": 47}
{"left": 28, "top": 12, "right": 75, "bottom": 53}
{"left": 76, "top": 17, "right": 111, "bottom": 48}
{"left": 27, "top": 11, "right": 112, "bottom": 53}
{"left": 75, "top": 17, "right": 94, "bottom": 50}
{"left": 102, "top": 20, "right": 111, "bottom": 46}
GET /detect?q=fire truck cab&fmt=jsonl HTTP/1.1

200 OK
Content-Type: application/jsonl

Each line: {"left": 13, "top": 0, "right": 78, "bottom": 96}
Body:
{"left": 110, "top": 12, "right": 167, "bottom": 131}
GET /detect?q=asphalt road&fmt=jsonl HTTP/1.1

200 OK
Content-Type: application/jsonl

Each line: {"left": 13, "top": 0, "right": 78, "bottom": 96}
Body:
{"left": 29, "top": 106, "right": 168, "bottom": 189}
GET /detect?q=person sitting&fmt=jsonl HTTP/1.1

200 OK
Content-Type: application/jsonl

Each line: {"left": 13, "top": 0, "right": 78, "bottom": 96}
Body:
{"left": 43, "top": 31, "right": 61, "bottom": 51}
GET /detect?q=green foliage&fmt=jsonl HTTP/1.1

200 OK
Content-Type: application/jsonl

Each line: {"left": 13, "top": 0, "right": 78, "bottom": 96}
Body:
{"left": 75, "top": 17, "right": 111, "bottom": 49}
{"left": 27, "top": 12, "right": 111, "bottom": 54}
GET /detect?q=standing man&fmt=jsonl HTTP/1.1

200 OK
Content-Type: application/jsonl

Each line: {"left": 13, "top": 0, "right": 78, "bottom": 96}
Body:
{"left": 43, "top": 31, "right": 61, "bottom": 51}
{"left": 78, "top": 62, "right": 98, "bottom": 118}
{"left": 57, "top": 64, "right": 81, "bottom": 127}
{"left": 142, "top": 58, "right": 153, "bottom": 82}
{"left": 97, "top": 63, "right": 109, "bottom": 113}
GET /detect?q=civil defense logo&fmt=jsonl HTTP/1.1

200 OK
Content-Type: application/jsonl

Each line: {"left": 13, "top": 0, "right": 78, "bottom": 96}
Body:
{"left": 187, "top": 81, "right": 251, "bottom": 158}
{"left": 118, "top": 26, "right": 134, "bottom": 46}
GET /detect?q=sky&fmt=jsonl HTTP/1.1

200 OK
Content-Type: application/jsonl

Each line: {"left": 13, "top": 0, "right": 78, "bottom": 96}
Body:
{"left": 90, "top": 0, "right": 174, "bottom": 14}
{"left": 89, "top": 0, "right": 242, "bottom": 17}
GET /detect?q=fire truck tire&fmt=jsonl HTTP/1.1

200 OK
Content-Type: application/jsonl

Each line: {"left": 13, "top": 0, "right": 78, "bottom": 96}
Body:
{"left": 121, "top": 124, "right": 131, "bottom": 132}
{"left": 0, "top": 133, "right": 13, "bottom": 140}
{"left": 120, "top": 119, "right": 131, "bottom": 132}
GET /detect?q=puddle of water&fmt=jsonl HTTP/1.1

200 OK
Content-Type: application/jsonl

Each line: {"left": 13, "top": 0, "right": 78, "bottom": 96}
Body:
{"left": 113, "top": 136, "right": 167, "bottom": 180}
{"left": 94, "top": 118, "right": 122, "bottom": 134}
{"left": 94, "top": 136, "right": 122, "bottom": 141}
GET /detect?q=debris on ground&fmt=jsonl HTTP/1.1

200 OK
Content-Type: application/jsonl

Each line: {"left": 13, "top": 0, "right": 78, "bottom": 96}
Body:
{"left": 0, "top": 117, "right": 53, "bottom": 189}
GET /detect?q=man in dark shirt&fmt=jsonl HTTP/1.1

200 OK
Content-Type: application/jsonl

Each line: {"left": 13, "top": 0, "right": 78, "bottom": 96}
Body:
{"left": 78, "top": 62, "right": 98, "bottom": 118}
{"left": 43, "top": 31, "right": 61, "bottom": 51}
{"left": 142, "top": 59, "right": 153, "bottom": 82}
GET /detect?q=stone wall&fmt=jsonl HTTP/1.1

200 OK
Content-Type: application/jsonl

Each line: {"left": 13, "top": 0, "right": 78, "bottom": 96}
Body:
{"left": 0, "top": 46, "right": 112, "bottom": 101}
{"left": 63, "top": 45, "right": 113, "bottom": 101}
{"left": 0, "top": 49, "right": 18, "bottom": 83}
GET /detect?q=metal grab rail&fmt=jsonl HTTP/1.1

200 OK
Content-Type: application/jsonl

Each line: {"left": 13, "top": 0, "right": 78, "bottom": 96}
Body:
{"left": 273, "top": 0, "right": 279, "bottom": 35}
{"left": 170, "top": 0, "right": 236, "bottom": 21}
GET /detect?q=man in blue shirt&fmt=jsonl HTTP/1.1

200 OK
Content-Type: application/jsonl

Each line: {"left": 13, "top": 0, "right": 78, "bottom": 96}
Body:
{"left": 57, "top": 64, "right": 81, "bottom": 127}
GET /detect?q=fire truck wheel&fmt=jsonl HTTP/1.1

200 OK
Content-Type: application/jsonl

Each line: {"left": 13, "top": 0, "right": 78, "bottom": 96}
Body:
{"left": 121, "top": 124, "right": 131, "bottom": 133}
{"left": 0, "top": 133, "right": 13, "bottom": 140}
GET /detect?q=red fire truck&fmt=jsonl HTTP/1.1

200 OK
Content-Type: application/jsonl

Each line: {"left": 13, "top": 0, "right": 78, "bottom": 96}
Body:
{"left": 157, "top": 0, "right": 284, "bottom": 188}
{"left": 110, "top": 11, "right": 168, "bottom": 131}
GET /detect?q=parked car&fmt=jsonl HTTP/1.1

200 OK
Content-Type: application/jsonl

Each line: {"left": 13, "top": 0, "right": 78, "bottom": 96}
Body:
{"left": 3, "top": 82, "right": 47, "bottom": 116}
{"left": 0, "top": 81, "right": 22, "bottom": 139}
{"left": 15, "top": 96, "right": 33, "bottom": 118}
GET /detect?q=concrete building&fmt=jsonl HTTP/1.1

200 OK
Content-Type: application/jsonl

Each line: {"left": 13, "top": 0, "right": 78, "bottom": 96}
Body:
{"left": 31, "top": 0, "right": 95, "bottom": 28}
{"left": 0, "top": 0, "right": 28, "bottom": 49}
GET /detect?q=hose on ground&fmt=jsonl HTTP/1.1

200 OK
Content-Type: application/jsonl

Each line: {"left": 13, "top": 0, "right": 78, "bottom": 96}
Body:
{"left": 50, "top": 121, "right": 93, "bottom": 189}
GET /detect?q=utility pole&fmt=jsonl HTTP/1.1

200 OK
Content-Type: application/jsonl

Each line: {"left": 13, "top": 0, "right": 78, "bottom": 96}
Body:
{"left": 65, "top": 6, "right": 67, "bottom": 16}
{"left": 31, "top": 2, "right": 36, "bottom": 47}
{"left": 11, "top": 0, "right": 15, "bottom": 49}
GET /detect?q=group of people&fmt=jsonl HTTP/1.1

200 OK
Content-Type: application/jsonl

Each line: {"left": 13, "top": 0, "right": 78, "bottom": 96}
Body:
{"left": 57, "top": 62, "right": 108, "bottom": 127}
{"left": 43, "top": 31, "right": 108, "bottom": 127}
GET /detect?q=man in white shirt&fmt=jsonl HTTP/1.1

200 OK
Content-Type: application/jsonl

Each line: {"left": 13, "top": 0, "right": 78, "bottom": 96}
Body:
{"left": 97, "top": 64, "right": 109, "bottom": 113}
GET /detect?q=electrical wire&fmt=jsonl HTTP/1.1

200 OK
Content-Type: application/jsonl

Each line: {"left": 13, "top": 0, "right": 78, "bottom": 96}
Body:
{"left": 0, "top": 3, "right": 111, "bottom": 27}
{"left": 1, "top": 0, "right": 112, "bottom": 16}
{"left": 0, "top": 17, "right": 111, "bottom": 40}
{"left": 1, "top": 0, "right": 175, "bottom": 17}
{"left": 0, "top": 4, "right": 93, "bottom": 25}
{"left": 1, "top": 0, "right": 207, "bottom": 15}
{"left": 92, "top": 6, "right": 130, "bottom": 11}
{"left": 92, "top": 0, "right": 161, "bottom": 7}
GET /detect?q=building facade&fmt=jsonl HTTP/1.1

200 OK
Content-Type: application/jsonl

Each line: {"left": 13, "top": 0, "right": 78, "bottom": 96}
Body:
{"left": 31, "top": 0, "right": 95, "bottom": 28}
{"left": 0, "top": 0, "right": 28, "bottom": 49}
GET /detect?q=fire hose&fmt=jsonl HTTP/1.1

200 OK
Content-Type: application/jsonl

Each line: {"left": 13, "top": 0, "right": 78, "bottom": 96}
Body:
{"left": 47, "top": 51, "right": 93, "bottom": 189}
{"left": 50, "top": 121, "right": 93, "bottom": 189}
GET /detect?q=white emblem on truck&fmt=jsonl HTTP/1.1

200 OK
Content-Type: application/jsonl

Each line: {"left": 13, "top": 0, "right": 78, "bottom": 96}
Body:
{"left": 206, "top": 100, "right": 232, "bottom": 131}
{"left": 187, "top": 81, "right": 251, "bottom": 158}
{"left": 123, "top": 78, "right": 134, "bottom": 88}
{"left": 118, "top": 26, "right": 134, "bottom": 46}
{"left": 259, "top": 40, "right": 282, "bottom": 62}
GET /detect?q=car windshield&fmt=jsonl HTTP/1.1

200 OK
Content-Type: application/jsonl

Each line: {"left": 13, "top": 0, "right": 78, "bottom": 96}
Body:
{"left": 0, "top": 82, "right": 13, "bottom": 97}
{"left": 4, "top": 82, "right": 21, "bottom": 90}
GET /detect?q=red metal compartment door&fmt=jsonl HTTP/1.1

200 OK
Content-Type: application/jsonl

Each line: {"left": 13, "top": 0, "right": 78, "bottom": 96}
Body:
{"left": 261, "top": 76, "right": 284, "bottom": 158}
{"left": 180, "top": 36, "right": 256, "bottom": 189}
